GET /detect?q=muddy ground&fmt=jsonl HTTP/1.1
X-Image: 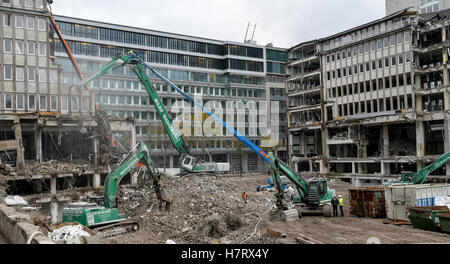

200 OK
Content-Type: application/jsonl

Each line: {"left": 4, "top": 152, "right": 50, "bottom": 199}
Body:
{"left": 103, "top": 174, "right": 449, "bottom": 244}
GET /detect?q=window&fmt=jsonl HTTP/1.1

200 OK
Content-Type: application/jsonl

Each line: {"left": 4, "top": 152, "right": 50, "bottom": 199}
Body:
{"left": 391, "top": 35, "right": 396, "bottom": 46}
{"left": 37, "top": 18, "right": 45, "bottom": 31}
{"left": 392, "top": 56, "right": 396, "bottom": 66}
{"left": 39, "top": 69, "right": 47, "bottom": 82}
{"left": 16, "top": 67, "right": 24, "bottom": 81}
{"left": 15, "top": 15, "right": 23, "bottom": 28}
{"left": 366, "top": 63, "right": 370, "bottom": 72}
{"left": 326, "top": 56, "right": 330, "bottom": 63}
{"left": 384, "top": 37, "right": 389, "bottom": 48}
{"left": 71, "top": 96, "right": 79, "bottom": 111}
{"left": 4, "top": 66, "right": 12, "bottom": 80}
{"left": 364, "top": 43, "right": 369, "bottom": 53}
{"left": 404, "top": 32, "right": 410, "bottom": 42}
{"left": 27, "top": 16, "right": 34, "bottom": 29}
{"left": 28, "top": 94, "right": 36, "bottom": 110}
{"left": 16, "top": 40, "right": 24, "bottom": 54}
{"left": 13, "top": 0, "right": 22, "bottom": 6}
{"left": 27, "top": 41, "right": 35, "bottom": 55}
{"left": 39, "top": 95, "right": 47, "bottom": 110}
{"left": 16, "top": 94, "right": 24, "bottom": 109}
{"left": 24, "top": 0, "right": 33, "bottom": 8}
{"left": 4, "top": 13, "right": 12, "bottom": 27}
{"left": 397, "top": 34, "right": 403, "bottom": 44}
{"left": 4, "top": 39, "right": 12, "bottom": 53}
{"left": 378, "top": 59, "right": 383, "bottom": 69}
{"left": 377, "top": 39, "right": 382, "bottom": 49}
{"left": 5, "top": 94, "right": 12, "bottom": 109}
{"left": 38, "top": 43, "right": 46, "bottom": 56}
{"left": 372, "top": 61, "right": 376, "bottom": 70}
{"left": 399, "top": 54, "right": 404, "bottom": 64}
{"left": 405, "top": 51, "right": 411, "bottom": 63}
{"left": 82, "top": 96, "right": 89, "bottom": 112}
{"left": 61, "top": 95, "right": 68, "bottom": 111}
{"left": 50, "top": 69, "right": 57, "bottom": 83}
{"left": 385, "top": 57, "right": 389, "bottom": 67}
{"left": 50, "top": 95, "right": 57, "bottom": 111}
{"left": 28, "top": 67, "right": 35, "bottom": 81}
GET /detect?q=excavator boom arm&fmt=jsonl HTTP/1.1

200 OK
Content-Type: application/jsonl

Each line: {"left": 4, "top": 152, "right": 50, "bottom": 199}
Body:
{"left": 412, "top": 151, "right": 450, "bottom": 184}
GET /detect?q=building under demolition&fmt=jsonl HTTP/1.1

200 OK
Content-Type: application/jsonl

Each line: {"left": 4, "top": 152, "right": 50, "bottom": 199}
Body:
{"left": 0, "top": 0, "right": 135, "bottom": 194}
{"left": 286, "top": 9, "right": 450, "bottom": 186}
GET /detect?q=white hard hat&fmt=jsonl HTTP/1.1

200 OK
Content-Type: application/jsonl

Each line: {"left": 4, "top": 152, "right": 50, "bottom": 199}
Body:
{"left": 338, "top": 195, "right": 342, "bottom": 198}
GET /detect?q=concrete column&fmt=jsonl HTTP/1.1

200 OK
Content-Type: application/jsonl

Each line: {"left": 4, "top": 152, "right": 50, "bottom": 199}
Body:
{"left": 352, "top": 162, "right": 356, "bottom": 174}
{"left": 93, "top": 174, "right": 101, "bottom": 188}
{"left": 445, "top": 113, "right": 450, "bottom": 175}
{"left": 288, "top": 133, "right": 294, "bottom": 166}
{"left": 242, "top": 152, "right": 248, "bottom": 173}
{"left": 35, "top": 128, "right": 42, "bottom": 163}
{"left": 50, "top": 176, "right": 57, "bottom": 195}
{"left": 416, "top": 120, "right": 425, "bottom": 170}
{"left": 93, "top": 137, "right": 99, "bottom": 166}
{"left": 131, "top": 125, "right": 137, "bottom": 148}
{"left": 131, "top": 172, "right": 138, "bottom": 186}
{"left": 382, "top": 125, "right": 389, "bottom": 158}
{"left": 169, "top": 155, "right": 174, "bottom": 168}
{"left": 381, "top": 162, "right": 385, "bottom": 175}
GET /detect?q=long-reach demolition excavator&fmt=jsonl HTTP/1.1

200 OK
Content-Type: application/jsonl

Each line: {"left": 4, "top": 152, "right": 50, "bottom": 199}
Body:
{"left": 63, "top": 50, "right": 335, "bottom": 236}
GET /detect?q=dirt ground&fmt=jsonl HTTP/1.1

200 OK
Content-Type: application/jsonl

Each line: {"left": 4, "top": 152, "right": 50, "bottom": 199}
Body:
{"left": 0, "top": 232, "right": 7, "bottom": 244}
{"left": 102, "top": 174, "right": 449, "bottom": 244}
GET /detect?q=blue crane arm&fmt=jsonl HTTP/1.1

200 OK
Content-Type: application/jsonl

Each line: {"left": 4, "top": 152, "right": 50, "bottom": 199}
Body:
{"left": 132, "top": 54, "right": 270, "bottom": 164}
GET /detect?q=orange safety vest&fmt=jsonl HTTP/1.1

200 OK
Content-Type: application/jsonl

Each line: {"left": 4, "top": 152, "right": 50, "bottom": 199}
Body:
{"left": 242, "top": 193, "right": 248, "bottom": 199}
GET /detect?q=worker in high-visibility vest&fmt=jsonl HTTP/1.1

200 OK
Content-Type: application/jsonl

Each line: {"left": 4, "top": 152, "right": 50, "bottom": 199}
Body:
{"left": 338, "top": 195, "right": 344, "bottom": 217}
{"left": 242, "top": 192, "right": 248, "bottom": 204}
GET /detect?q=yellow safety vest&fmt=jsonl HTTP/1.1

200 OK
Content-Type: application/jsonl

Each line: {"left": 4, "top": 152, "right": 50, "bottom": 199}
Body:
{"left": 338, "top": 198, "right": 344, "bottom": 206}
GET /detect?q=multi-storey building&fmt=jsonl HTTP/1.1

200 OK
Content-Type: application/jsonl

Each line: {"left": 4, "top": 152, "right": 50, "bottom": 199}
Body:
{"left": 265, "top": 45, "right": 288, "bottom": 161}
{"left": 286, "top": 40, "right": 327, "bottom": 173}
{"left": 386, "top": 0, "right": 449, "bottom": 15}
{"left": 287, "top": 9, "right": 450, "bottom": 186}
{"left": 52, "top": 14, "right": 280, "bottom": 173}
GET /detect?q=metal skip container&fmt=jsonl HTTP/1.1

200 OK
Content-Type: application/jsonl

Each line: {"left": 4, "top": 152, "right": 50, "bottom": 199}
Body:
{"left": 384, "top": 184, "right": 450, "bottom": 221}
{"left": 349, "top": 187, "right": 386, "bottom": 218}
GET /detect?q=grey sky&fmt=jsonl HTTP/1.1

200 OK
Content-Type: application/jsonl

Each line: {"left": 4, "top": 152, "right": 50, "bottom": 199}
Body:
{"left": 51, "top": 0, "right": 386, "bottom": 48}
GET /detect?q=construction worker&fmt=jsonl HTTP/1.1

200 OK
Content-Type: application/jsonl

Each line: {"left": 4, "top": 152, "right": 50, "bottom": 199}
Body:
{"left": 242, "top": 192, "right": 248, "bottom": 204}
{"left": 331, "top": 195, "right": 339, "bottom": 217}
{"left": 338, "top": 195, "right": 344, "bottom": 217}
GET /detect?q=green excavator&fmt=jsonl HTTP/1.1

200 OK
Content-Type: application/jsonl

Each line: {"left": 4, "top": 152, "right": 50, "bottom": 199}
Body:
{"left": 62, "top": 50, "right": 335, "bottom": 236}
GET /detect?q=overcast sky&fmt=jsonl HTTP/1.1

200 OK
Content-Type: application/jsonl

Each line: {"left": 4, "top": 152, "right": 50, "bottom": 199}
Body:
{"left": 51, "top": 0, "right": 386, "bottom": 48}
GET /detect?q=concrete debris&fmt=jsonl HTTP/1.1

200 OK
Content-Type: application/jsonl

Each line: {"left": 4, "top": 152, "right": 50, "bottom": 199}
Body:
{"left": 4, "top": 195, "right": 28, "bottom": 206}
{"left": 49, "top": 224, "right": 91, "bottom": 241}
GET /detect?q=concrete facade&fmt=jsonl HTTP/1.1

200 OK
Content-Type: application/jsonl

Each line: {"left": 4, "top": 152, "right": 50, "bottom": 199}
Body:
{"left": 386, "top": 0, "right": 450, "bottom": 15}
{"left": 287, "top": 10, "right": 450, "bottom": 184}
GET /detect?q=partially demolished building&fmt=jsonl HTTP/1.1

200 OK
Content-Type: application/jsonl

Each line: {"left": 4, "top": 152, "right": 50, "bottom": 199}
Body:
{"left": 286, "top": 10, "right": 450, "bottom": 185}
{"left": 0, "top": 0, "right": 135, "bottom": 194}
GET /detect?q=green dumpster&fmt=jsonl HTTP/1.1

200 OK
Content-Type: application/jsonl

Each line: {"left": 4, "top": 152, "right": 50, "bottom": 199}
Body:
{"left": 437, "top": 212, "right": 450, "bottom": 234}
{"left": 407, "top": 206, "right": 450, "bottom": 232}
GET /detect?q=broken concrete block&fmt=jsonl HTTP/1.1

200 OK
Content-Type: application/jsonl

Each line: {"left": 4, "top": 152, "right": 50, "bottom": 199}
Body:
{"left": 281, "top": 209, "right": 299, "bottom": 222}
{"left": 269, "top": 209, "right": 282, "bottom": 221}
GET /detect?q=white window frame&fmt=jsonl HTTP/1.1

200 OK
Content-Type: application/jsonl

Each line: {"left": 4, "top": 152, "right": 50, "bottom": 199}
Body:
{"left": 15, "top": 40, "right": 24, "bottom": 54}
{"left": 26, "top": 16, "right": 34, "bottom": 29}
{"left": 4, "top": 93, "right": 12, "bottom": 109}
{"left": 27, "top": 67, "right": 35, "bottom": 81}
{"left": 16, "top": 67, "right": 24, "bottom": 81}
{"left": 71, "top": 96, "right": 79, "bottom": 111}
{"left": 50, "top": 95, "right": 57, "bottom": 111}
{"left": 3, "top": 13, "right": 12, "bottom": 27}
{"left": 49, "top": 69, "right": 57, "bottom": 83}
{"left": 82, "top": 96, "right": 89, "bottom": 112}
{"left": 61, "top": 95, "right": 68, "bottom": 111}
{"left": 24, "top": 0, "right": 33, "bottom": 8}
{"left": 38, "top": 68, "right": 47, "bottom": 82}
{"left": 39, "top": 95, "right": 47, "bottom": 111}
{"left": 28, "top": 94, "right": 36, "bottom": 110}
{"left": 16, "top": 94, "right": 24, "bottom": 110}
{"left": 4, "top": 65, "right": 12, "bottom": 80}
{"left": 15, "top": 15, "right": 23, "bottom": 28}
{"left": 38, "top": 42, "right": 46, "bottom": 56}
{"left": 37, "top": 18, "right": 45, "bottom": 31}
{"left": 3, "top": 39, "right": 12, "bottom": 53}
{"left": 27, "top": 41, "right": 35, "bottom": 55}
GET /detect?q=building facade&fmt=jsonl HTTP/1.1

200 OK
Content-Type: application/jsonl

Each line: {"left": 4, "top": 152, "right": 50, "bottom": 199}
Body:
{"left": 287, "top": 10, "right": 450, "bottom": 186}
{"left": 52, "top": 15, "right": 285, "bottom": 173}
{"left": 386, "top": 0, "right": 450, "bottom": 15}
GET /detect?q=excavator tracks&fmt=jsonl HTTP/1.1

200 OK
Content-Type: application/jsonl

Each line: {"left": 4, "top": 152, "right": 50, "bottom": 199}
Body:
{"left": 92, "top": 221, "right": 139, "bottom": 239}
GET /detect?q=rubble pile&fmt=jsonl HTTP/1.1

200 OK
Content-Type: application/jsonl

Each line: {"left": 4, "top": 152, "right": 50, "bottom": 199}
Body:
{"left": 0, "top": 160, "right": 97, "bottom": 177}
{"left": 49, "top": 224, "right": 91, "bottom": 241}
{"left": 108, "top": 174, "right": 277, "bottom": 244}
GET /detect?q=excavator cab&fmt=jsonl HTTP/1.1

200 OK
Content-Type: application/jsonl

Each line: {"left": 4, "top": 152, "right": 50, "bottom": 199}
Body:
{"left": 180, "top": 155, "right": 218, "bottom": 174}
{"left": 306, "top": 178, "right": 329, "bottom": 205}
{"left": 401, "top": 171, "right": 415, "bottom": 183}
